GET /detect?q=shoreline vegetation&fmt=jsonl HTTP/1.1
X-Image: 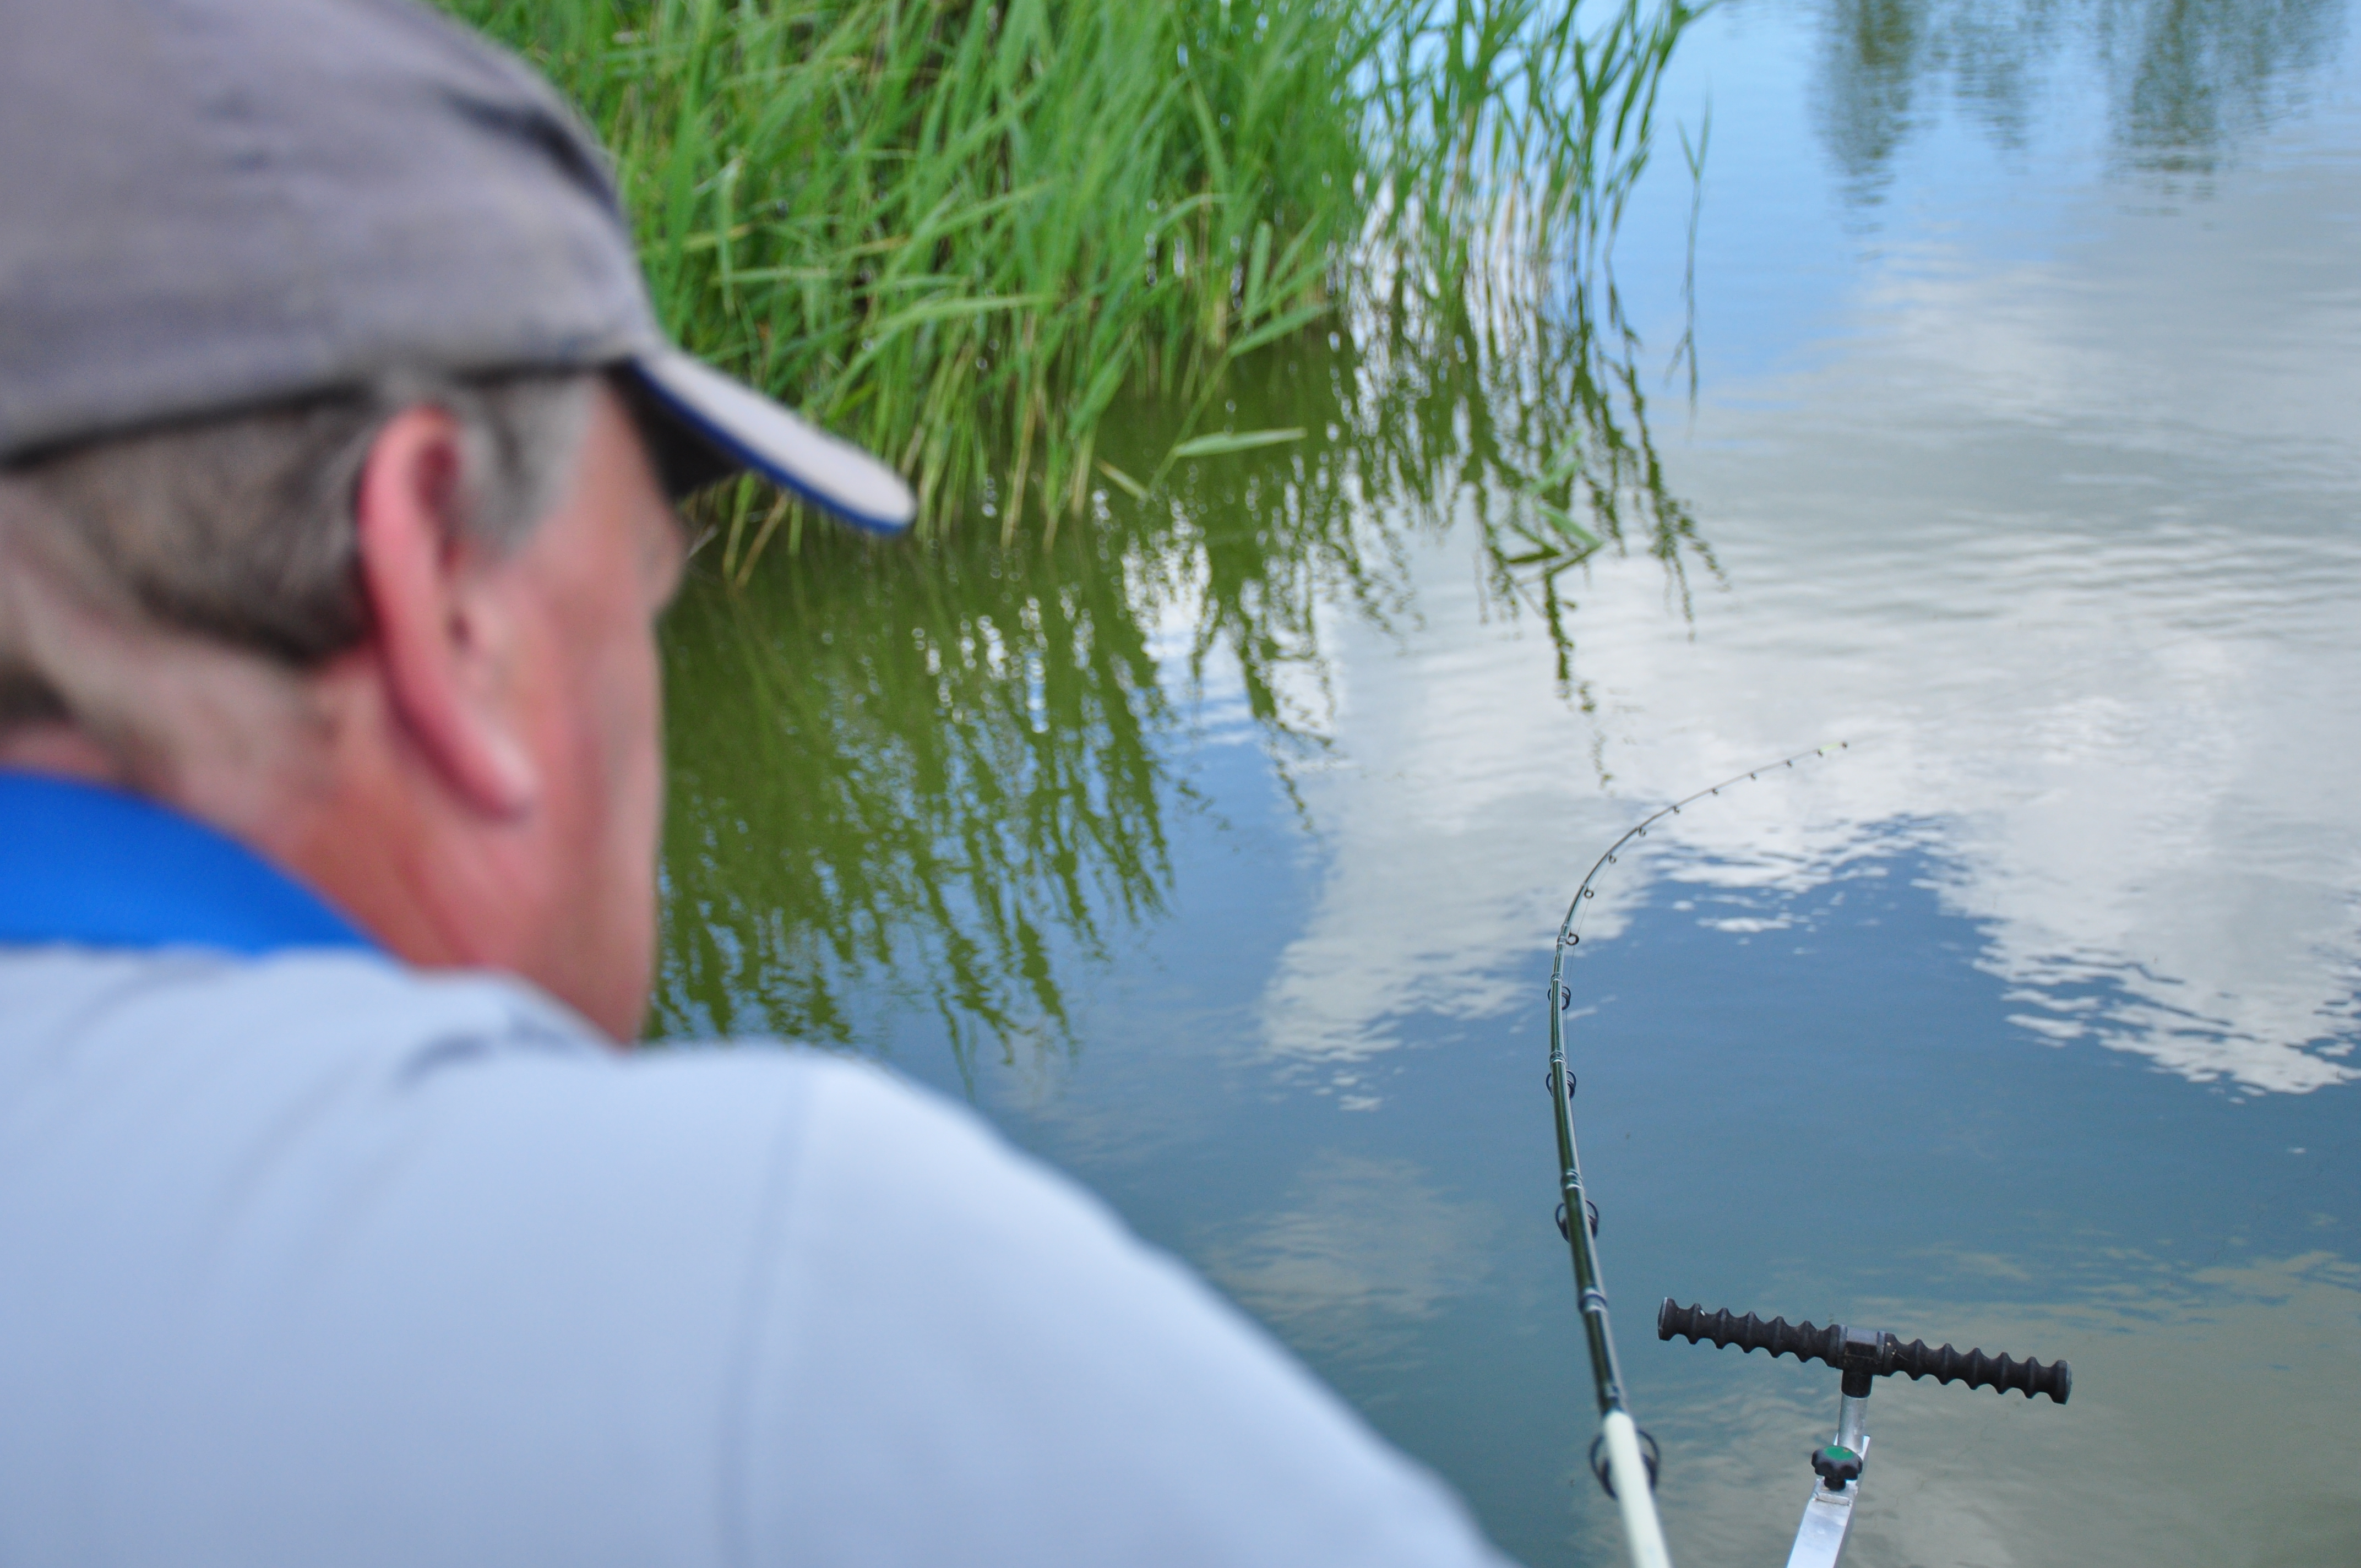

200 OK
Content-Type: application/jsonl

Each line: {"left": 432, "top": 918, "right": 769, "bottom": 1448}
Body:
{"left": 445, "top": 0, "right": 1703, "bottom": 567}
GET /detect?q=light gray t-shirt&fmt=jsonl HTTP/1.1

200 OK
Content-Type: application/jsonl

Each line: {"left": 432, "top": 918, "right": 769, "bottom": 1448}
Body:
{"left": 0, "top": 944, "right": 1514, "bottom": 1566}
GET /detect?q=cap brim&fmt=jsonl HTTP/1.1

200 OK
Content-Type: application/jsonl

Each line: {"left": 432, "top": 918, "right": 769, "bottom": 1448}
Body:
{"left": 623, "top": 347, "right": 916, "bottom": 534}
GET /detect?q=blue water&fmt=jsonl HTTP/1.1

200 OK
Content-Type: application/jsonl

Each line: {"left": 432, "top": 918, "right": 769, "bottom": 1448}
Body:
{"left": 660, "top": 1, "right": 2361, "bottom": 1560}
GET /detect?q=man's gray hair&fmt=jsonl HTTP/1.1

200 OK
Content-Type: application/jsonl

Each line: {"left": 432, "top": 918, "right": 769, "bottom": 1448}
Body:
{"left": 0, "top": 370, "right": 596, "bottom": 737}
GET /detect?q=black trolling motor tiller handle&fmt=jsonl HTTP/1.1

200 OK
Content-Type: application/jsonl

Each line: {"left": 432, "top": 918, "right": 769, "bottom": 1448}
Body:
{"left": 1658, "top": 1299, "right": 2072, "bottom": 1403}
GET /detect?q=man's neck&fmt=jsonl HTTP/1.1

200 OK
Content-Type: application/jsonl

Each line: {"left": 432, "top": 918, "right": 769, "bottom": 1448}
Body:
{"left": 0, "top": 723, "right": 130, "bottom": 785}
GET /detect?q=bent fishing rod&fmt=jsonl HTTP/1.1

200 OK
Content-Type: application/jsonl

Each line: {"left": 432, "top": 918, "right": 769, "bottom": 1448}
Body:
{"left": 1543, "top": 748, "right": 1845, "bottom": 1564}
{"left": 1543, "top": 742, "right": 2071, "bottom": 1568}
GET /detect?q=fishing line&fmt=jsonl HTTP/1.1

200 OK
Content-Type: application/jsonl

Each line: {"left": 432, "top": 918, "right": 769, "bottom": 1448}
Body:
{"left": 1541, "top": 742, "right": 1849, "bottom": 1568}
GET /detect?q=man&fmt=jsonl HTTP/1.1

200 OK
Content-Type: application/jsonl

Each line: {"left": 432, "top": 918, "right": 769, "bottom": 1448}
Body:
{"left": 0, "top": 1, "right": 1518, "bottom": 1564}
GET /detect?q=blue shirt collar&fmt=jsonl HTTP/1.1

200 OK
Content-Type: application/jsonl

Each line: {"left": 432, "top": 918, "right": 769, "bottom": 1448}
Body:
{"left": 0, "top": 770, "right": 376, "bottom": 956}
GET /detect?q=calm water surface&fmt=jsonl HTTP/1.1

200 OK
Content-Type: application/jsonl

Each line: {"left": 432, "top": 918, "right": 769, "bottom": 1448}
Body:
{"left": 658, "top": 2, "right": 2361, "bottom": 1561}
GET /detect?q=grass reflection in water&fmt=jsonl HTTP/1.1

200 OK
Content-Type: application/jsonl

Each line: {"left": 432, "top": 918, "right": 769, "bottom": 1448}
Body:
{"left": 656, "top": 235, "right": 1709, "bottom": 1061}
{"left": 658, "top": 485, "right": 1172, "bottom": 1068}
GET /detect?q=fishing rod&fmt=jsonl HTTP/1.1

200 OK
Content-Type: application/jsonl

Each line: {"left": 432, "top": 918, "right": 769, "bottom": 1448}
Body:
{"left": 1544, "top": 741, "right": 2071, "bottom": 1568}
{"left": 1544, "top": 745, "right": 1845, "bottom": 1566}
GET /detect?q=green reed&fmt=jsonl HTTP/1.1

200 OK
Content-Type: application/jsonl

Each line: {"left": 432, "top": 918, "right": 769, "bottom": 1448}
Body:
{"left": 444, "top": 0, "right": 1362, "bottom": 547}
{"left": 442, "top": 0, "right": 1699, "bottom": 553}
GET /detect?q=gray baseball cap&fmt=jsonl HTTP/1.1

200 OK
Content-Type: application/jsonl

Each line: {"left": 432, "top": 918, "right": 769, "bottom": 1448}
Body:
{"left": 0, "top": 0, "right": 916, "bottom": 533}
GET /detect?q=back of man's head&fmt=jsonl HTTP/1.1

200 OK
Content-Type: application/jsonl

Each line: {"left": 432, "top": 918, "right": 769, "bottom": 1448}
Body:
{"left": 0, "top": 0, "right": 641, "bottom": 787}
{"left": 0, "top": 0, "right": 918, "bottom": 750}
{"left": 0, "top": 0, "right": 913, "bottom": 1035}
{"left": 0, "top": 373, "right": 591, "bottom": 778}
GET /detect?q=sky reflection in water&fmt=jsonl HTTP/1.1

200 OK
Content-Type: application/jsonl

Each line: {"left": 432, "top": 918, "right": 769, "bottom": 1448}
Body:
{"left": 658, "top": 2, "right": 2361, "bottom": 1561}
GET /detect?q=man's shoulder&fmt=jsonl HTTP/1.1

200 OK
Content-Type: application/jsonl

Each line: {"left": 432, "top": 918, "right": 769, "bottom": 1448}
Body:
{"left": 1, "top": 938, "right": 853, "bottom": 1107}
{"left": 0, "top": 941, "right": 950, "bottom": 1242}
{"left": 0, "top": 945, "right": 1005, "bottom": 1560}
{"left": 0, "top": 948, "right": 1513, "bottom": 1567}
{"left": 0, "top": 941, "right": 1140, "bottom": 1354}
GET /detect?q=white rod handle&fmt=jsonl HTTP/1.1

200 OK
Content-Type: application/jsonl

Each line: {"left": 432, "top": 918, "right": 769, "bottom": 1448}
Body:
{"left": 1600, "top": 1409, "right": 1674, "bottom": 1568}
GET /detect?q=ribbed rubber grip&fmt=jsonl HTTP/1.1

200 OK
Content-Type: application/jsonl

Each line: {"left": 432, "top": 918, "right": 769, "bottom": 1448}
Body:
{"left": 1657, "top": 1299, "right": 2071, "bottom": 1404}
{"left": 1656, "top": 1301, "right": 1842, "bottom": 1365}
{"left": 1883, "top": 1333, "right": 2071, "bottom": 1403}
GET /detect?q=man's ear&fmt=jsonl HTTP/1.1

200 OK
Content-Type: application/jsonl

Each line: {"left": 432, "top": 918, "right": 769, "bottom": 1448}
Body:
{"left": 350, "top": 405, "right": 538, "bottom": 816}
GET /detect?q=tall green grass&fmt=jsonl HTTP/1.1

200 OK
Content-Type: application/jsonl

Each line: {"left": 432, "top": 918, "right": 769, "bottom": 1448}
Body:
{"left": 441, "top": 0, "right": 1700, "bottom": 556}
